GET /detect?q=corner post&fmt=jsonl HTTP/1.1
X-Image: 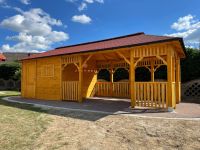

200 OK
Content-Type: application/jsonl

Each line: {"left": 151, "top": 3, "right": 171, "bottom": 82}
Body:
{"left": 175, "top": 58, "right": 181, "bottom": 103}
{"left": 130, "top": 49, "right": 135, "bottom": 108}
{"left": 167, "top": 47, "right": 176, "bottom": 108}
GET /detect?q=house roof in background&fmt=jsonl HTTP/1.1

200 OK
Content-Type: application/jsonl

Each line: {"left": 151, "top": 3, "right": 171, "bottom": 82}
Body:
{"left": 22, "top": 32, "right": 186, "bottom": 60}
{"left": 1, "top": 52, "right": 36, "bottom": 62}
{"left": 0, "top": 53, "right": 6, "bottom": 61}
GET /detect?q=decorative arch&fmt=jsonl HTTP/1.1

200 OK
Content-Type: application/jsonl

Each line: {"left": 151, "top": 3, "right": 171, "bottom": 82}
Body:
{"left": 113, "top": 68, "right": 129, "bottom": 82}
{"left": 97, "top": 69, "right": 110, "bottom": 82}
{"left": 62, "top": 63, "right": 79, "bottom": 81}
{"left": 62, "top": 63, "right": 79, "bottom": 101}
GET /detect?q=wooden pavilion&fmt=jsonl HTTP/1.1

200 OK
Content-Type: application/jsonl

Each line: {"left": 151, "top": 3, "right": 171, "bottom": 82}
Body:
{"left": 21, "top": 32, "right": 186, "bottom": 109}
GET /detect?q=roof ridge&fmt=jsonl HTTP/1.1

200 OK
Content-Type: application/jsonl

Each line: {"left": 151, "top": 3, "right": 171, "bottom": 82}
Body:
{"left": 56, "top": 32, "right": 145, "bottom": 49}
{"left": 145, "top": 33, "right": 182, "bottom": 39}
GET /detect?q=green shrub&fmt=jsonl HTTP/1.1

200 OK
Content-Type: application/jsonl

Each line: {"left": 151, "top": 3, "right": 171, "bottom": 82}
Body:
{"left": 0, "top": 62, "right": 21, "bottom": 80}
{"left": 181, "top": 48, "right": 200, "bottom": 82}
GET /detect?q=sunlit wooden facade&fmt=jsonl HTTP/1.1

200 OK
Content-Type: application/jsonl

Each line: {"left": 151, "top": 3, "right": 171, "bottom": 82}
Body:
{"left": 21, "top": 33, "right": 186, "bottom": 109}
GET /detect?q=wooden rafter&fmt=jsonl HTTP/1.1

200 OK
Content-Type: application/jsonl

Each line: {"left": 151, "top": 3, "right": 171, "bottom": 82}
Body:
{"left": 154, "top": 64, "right": 162, "bottom": 72}
{"left": 156, "top": 55, "right": 167, "bottom": 65}
{"left": 144, "top": 66, "right": 151, "bottom": 72}
{"left": 101, "top": 53, "right": 110, "bottom": 61}
{"left": 134, "top": 57, "right": 144, "bottom": 67}
{"left": 82, "top": 54, "right": 93, "bottom": 67}
{"left": 74, "top": 63, "right": 80, "bottom": 70}
{"left": 116, "top": 51, "right": 130, "bottom": 65}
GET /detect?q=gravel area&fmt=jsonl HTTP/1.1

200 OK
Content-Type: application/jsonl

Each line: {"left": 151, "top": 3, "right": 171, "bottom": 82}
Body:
{"left": 33, "top": 110, "right": 200, "bottom": 150}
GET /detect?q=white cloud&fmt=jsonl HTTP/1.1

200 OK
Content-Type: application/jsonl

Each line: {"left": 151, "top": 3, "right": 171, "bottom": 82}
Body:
{"left": 78, "top": 2, "right": 87, "bottom": 11}
{"left": 84, "top": 0, "right": 104, "bottom": 3}
{"left": 94, "top": 0, "right": 104, "bottom": 3}
{"left": 72, "top": 14, "right": 91, "bottom": 24}
{"left": 0, "top": 0, "right": 5, "bottom": 4}
{"left": 84, "top": 0, "right": 94, "bottom": 3}
{"left": 66, "top": 0, "right": 104, "bottom": 11}
{"left": 0, "top": 8, "right": 69, "bottom": 52}
{"left": 20, "top": 0, "right": 31, "bottom": 5}
{"left": 65, "top": 0, "right": 78, "bottom": 2}
{"left": 166, "top": 14, "right": 200, "bottom": 46}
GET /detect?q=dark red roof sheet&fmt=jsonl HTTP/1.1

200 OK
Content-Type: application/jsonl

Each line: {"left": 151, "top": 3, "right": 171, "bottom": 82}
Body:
{"left": 0, "top": 53, "right": 6, "bottom": 61}
{"left": 22, "top": 32, "right": 185, "bottom": 60}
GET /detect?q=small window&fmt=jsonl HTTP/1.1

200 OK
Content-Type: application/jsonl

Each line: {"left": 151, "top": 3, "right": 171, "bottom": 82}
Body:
{"left": 41, "top": 65, "right": 54, "bottom": 77}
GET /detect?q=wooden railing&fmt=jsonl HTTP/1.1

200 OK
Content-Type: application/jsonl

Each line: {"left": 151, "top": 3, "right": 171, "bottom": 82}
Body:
{"left": 94, "top": 81, "right": 169, "bottom": 109}
{"left": 95, "top": 82, "right": 130, "bottom": 98}
{"left": 62, "top": 81, "right": 79, "bottom": 101}
{"left": 135, "top": 82, "right": 168, "bottom": 108}
{"left": 113, "top": 82, "right": 129, "bottom": 98}
{"left": 95, "top": 82, "right": 112, "bottom": 97}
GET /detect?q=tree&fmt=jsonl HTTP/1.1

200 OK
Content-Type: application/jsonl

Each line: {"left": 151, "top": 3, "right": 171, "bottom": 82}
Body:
{"left": 181, "top": 48, "right": 200, "bottom": 82}
{"left": 0, "top": 62, "right": 21, "bottom": 80}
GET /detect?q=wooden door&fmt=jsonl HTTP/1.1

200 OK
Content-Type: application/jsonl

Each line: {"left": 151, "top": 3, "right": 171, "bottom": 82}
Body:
{"left": 25, "top": 61, "right": 36, "bottom": 98}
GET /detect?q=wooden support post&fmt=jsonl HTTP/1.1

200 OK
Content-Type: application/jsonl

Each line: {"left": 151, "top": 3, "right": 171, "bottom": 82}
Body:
{"left": 150, "top": 60, "right": 155, "bottom": 82}
{"left": 78, "top": 56, "right": 83, "bottom": 102}
{"left": 167, "top": 48, "right": 176, "bottom": 108}
{"left": 172, "top": 57, "right": 175, "bottom": 82}
{"left": 60, "top": 57, "right": 63, "bottom": 100}
{"left": 130, "top": 50, "right": 135, "bottom": 108}
{"left": 175, "top": 58, "right": 181, "bottom": 104}
{"left": 110, "top": 68, "right": 114, "bottom": 96}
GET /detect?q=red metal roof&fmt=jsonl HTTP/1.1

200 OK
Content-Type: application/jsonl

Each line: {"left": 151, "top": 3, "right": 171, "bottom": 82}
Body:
{"left": 0, "top": 53, "right": 6, "bottom": 61}
{"left": 22, "top": 32, "right": 185, "bottom": 60}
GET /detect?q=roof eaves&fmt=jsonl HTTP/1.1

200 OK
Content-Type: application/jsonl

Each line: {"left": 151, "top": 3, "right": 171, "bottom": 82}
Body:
{"left": 21, "top": 37, "right": 185, "bottom": 61}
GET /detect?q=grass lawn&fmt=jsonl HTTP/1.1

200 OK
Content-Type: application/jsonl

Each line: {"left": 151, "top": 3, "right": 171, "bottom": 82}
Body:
{"left": 0, "top": 91, "right": 200, "bottom": 150}
{"left": 0, "top": 91, "right": 51, "bottom": 150}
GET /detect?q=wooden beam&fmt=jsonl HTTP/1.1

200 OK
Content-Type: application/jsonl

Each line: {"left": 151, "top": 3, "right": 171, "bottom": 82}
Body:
{"left": 82, "top": 54, "right": 93, "bottom": 67}
{"left": 144, "top": 66, "right": 151, "bottom": 72}
{"left": 156, "top": 55, "right": 167, "bottom": 65}
{"left": 154, "top": 65, "right": 162, "bottom": 72}
{"left": 150, "top": 60, "right": 155, "bottom": 82}
{"left": 74, "top": 63, "right": 80, "bottom": 70}
{"left": 175, "top": 58, "right": 181, "bottom": 104}
{"left": 134, "top": 57, "right": 144, "bottom": 67}
{"left": 101, "top": 53, "right": 109, "bottom": 61}
{"left": 116, "top": 51, "right": 130, "bottom": 65}
{"left": 78, "top": 56, "right": 83, "bottom": 103}
{"left": 130, "top": 50, "right": 135, "bottom": 108}
{"left": 167, "top": 47, "right": 176, "bottom": 108}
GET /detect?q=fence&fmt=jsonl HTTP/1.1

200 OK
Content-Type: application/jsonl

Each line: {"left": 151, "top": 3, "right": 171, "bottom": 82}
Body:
{"left": 0, "top": 79, "right": 20, "bottom": 90}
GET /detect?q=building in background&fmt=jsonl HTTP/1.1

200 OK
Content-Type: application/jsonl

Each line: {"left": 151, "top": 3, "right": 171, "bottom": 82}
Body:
{"left": 0, "top": 52, "right": 37, "bottom": 63}
{"left": 0, "top": 53, "right": 6, "bottom": 62}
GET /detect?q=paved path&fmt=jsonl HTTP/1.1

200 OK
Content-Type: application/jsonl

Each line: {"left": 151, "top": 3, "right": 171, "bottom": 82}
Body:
{"left": 3, "top": 96, "right": 200, "bottom": 119}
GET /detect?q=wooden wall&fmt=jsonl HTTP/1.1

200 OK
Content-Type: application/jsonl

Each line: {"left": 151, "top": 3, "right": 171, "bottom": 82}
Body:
{"left": 22, "top": 56, "right": 62, "bottom": 100}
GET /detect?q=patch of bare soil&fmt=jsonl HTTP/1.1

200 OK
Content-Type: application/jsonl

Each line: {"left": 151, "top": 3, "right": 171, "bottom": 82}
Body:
{"left": 33, "top": 110, "right": 200, "bottom": 150}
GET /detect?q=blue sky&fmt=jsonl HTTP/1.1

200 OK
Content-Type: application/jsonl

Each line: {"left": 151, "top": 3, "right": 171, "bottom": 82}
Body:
{"left": 0, "top": 0, "right": 200, "bottom": 52}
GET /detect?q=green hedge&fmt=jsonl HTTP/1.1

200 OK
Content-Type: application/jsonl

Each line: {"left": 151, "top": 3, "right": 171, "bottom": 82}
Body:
{"left": 181, "top": 48, "right": 200, "bottom": 82}
{"left": 0, "top": 62, "right": 21, "bottom": 81}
